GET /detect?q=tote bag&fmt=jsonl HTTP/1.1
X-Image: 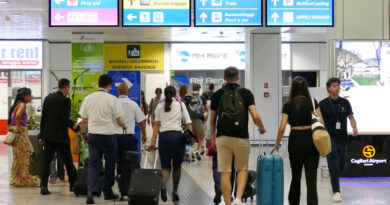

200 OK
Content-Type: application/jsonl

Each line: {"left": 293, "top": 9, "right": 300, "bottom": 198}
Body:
{"left": 311, "top": 98, "right": 332, "bottom": 156}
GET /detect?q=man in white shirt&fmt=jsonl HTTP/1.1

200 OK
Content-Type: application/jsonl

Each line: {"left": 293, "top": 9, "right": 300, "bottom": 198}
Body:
{"left": 79, "top": 74, "right": 126, "bottom": 204}
{"left": 115, "top": 83, "right": 147, "bottom": 174}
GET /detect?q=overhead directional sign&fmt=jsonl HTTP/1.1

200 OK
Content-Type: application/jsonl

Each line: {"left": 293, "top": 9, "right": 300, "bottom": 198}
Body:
{"left": 50, "top": 0, "right": 119, "bottom": 26}
{"left": 266, "top": 0, "right": 333, "bottom": 26}
{"left": 195, "top": 0, "right": 262, "bottom": 26}
{"left": 122, "top": 0, "right": 190, "bottom": 26}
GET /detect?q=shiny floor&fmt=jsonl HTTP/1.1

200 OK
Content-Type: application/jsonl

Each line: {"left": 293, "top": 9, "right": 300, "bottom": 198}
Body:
{"left": 0, "top": 142, "right": 389, "bottom": 205}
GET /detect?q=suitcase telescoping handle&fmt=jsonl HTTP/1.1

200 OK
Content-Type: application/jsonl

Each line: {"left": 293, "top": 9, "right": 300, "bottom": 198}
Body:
{"left": 143, "top": 148, "right": 158, "bottom": 169}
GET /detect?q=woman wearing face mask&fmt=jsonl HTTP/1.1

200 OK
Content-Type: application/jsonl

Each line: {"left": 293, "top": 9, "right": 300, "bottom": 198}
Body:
{"left": 8, "top": 87, "right": 39, "bottom": 187}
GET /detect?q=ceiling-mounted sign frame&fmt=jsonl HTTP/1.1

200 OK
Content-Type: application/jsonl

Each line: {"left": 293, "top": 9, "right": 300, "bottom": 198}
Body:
{"left": 0, "top": 41, "right": 43, "bottom": 70}
{"left": 194, "top": 0, "right": 263, "bottom": 27}
{"left": 122, "top": 0, "right": 191, "bottom": 27}
{"left": 266, "top": 0, "right": 334, "bottom": 27}
{"left": 49, "top": 0, "right": 119, "bottom": 27}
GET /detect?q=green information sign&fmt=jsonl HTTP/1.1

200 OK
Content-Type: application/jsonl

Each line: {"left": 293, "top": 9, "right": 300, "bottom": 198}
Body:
{"left": 71, "top": 43, "right": 104, "bottom": 119}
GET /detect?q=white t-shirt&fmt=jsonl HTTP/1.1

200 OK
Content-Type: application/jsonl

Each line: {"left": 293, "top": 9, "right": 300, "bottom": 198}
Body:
{"left": 154, "top": 98, "right": 192, "bottom": 132}
{"left": 115, "top": 95, "right": 146, "bottom": 135}
{"left": 79, "top": 90, "right": 123, "bottom": 135}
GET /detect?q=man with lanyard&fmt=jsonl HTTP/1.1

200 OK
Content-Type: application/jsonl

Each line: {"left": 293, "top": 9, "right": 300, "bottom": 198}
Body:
{"left": 319, "top": 77, "right": 358, "bottom": 202}
{"left": 79, "top": 74, "right": 126, "bottom": 204}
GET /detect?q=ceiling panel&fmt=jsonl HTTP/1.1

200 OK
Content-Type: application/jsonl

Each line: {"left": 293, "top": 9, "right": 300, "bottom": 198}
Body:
{"left": 0, "top": 0, "right": 332, "bottom": 42}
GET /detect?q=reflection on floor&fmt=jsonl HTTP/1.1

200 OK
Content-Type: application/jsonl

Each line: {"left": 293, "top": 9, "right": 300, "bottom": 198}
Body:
{"left": 0, "top": 143, "right": 390, "bottom": 205}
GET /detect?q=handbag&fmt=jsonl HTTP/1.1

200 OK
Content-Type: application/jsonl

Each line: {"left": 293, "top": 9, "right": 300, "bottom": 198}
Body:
{"left": 179, "top": 103, "right": 197, "bottom": 145}
{"left": 311, "top": 98, "right": 332, "bottom": 156}
{"left": 73, "top": 134, "right": 81, "bottom": 155}
{"left": 4, "top": 127, "right": 19, "bottom": 146}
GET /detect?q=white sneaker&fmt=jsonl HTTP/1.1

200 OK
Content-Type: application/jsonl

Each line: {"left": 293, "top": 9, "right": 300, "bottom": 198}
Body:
{"left": 333, "top": 192, "right": 342, "bottom": 202}
{"left": 233, "top": 198, "right": 243, "bottom": 205}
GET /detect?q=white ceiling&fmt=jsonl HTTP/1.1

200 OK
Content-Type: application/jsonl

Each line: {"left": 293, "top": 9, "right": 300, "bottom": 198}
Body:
{"left": 0, "top": 0, "right": 331, "bottom": 42}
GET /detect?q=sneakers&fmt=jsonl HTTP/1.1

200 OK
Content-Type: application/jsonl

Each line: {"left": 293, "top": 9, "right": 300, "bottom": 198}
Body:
{"left": 172, "top": 192, "right": 180, "bottom": 202}
{"left": 333, "top": 192, "right": 342, "bottom": 202}
{"left": 195, "top": 151, "right": 202, "bottom": 161}
{"left": 233, "top": 198, "right": 243, "bottom": 205}
{"left": 161, "top": 185, "right": 167, "bottom": 202}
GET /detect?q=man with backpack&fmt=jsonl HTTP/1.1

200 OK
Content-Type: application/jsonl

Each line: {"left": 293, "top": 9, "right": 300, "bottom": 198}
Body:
{"left": 186, "top": 83, "right": 208, "bottom": 160}
{"left": 210, "top": 66, "right": 266, "bottom": 205}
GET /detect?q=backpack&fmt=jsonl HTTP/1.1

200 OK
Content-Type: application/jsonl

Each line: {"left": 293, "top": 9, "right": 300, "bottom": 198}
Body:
{"left": 217, "top": 86, "right": 246, "bottom": 133}
{"left": 186, "top": 95, "right": 204, "bottom": 119}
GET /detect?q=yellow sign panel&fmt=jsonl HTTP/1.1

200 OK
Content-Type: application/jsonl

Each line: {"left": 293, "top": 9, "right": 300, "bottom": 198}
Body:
{"left": 123, "top": 0, "right": 189, "bottom": 9}
{"left": 104, "top": 43, "right": 164, "bottom": 71}
{"left": 363, "top": 145, "right": 376, "bottom": 158}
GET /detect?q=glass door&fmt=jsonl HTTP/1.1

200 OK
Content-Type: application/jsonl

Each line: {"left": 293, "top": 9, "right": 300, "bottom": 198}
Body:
{"left": 9, "top": 70, "right": 42, "bottom": 130}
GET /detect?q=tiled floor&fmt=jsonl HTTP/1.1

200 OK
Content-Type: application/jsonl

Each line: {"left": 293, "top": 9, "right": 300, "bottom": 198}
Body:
{"left": 1, "top": 143, "right": 390, "bottom": 205}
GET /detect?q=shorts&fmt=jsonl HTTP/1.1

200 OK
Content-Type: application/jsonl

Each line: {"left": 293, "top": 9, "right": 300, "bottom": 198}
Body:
{"left": 191, "top": 118, "right": 205, "bottom": 140}
{"left": 158, "top": 131, "right": 185, "bottom": 169}
{"left": 216, "top": 136, "right": 250, "bottom": 172}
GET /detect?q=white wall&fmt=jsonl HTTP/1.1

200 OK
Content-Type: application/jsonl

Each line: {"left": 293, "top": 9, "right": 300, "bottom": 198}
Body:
{"left": 49, "top": 43, "right": 72, "bottom": 94}
{"left": 249, "top": 34, "right": 281, "bottom": 141}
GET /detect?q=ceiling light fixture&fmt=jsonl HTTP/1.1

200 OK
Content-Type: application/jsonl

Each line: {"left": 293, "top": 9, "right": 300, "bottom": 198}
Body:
{"left": 11, "top": 14, "right": 22, "bottom": 17}
{"left": 0, "top": 0, "right": 9, "bottom": 4}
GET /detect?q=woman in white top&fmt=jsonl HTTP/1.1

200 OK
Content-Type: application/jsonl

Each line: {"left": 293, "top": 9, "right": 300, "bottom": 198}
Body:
{"left": 149, "top": 86, "right": 192, "bottom": 203}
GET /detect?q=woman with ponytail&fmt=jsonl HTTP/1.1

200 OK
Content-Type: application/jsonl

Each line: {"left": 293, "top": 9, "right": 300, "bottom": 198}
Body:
{"left": 8, "top": 87, "right": 39, "bottom": 186}
{"left": 149, "top": 86, "right": 192, "bottom": 203}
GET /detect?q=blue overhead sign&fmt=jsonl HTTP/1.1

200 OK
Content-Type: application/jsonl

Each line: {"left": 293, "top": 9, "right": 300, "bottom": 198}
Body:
{"left": 266, "top": 0, "right": 333, "bottom": 27}
{"left": 195, "top": 0, "right": 262, "bottom": 26}
{"left": 122, "top": 0, "right": 190, "bottom": 26}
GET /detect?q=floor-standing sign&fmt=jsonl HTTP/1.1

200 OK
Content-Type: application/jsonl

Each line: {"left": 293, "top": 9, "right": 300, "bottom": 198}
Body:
{"left": 71, "top": 43, "right": 104, "bottom": 115}
{"left": 108, "top": 71, "right": 141, "bottom": 151}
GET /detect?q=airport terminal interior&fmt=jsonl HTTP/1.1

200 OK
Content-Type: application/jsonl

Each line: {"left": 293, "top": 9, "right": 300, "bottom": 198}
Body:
{"left": 1, "top": 0, "right": 390, "bottom": 204}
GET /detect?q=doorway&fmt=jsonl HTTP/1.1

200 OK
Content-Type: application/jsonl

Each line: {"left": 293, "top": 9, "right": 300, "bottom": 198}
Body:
{"left": 0, "top": 70, "right": 42, "bottom": 135}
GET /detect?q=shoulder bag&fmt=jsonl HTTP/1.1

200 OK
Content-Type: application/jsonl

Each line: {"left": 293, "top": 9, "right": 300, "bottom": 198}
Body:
{"left": 179, "top": 102, "right": 197, "bottom": 146}
{"left": 311, "top": 98, "right": 332, "bottom": 156}
{"left": 4, "top": 127, "right": 19, "bottom": 146}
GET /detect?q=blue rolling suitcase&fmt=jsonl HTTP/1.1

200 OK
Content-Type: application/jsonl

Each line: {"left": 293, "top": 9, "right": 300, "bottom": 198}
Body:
{"left": 257, "top": 153, "right": 284, "bottom": 205}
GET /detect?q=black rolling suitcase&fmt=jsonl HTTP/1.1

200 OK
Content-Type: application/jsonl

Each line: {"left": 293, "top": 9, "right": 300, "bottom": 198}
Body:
{"left": 73, "top": 158, "right": 103, "bottom": 197}
{"left": 127, "top": 149, "right": 161, "bottom": 205}
{"left": 119, "top": 129, "right": 141, "bottom": 200}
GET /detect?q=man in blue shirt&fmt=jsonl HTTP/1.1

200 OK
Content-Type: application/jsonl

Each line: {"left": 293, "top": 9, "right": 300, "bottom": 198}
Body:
{"left": 319, "top": 77, "right": 358, "bottom": 203}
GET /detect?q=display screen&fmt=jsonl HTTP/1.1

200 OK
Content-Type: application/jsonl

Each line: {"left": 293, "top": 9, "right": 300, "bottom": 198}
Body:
{"left": 50, "top": 0, "right": 119, "bottom": 26}
{"left": 122, "top": 0, "right": 190, "bottom": 26}
{"left": 336, "top": 41, "right": 390, "bottom": 134}
{"left": 266, "top": 0, "right": 333, "bottom": 27}
{"left": 0, "top": 41, "right": 42, "bottom": 69}
{"left": 195, "top": 0, "right": 262, "bottom": 26}
{"left": 343, "top": 135, "right": 390, "bottom": 178}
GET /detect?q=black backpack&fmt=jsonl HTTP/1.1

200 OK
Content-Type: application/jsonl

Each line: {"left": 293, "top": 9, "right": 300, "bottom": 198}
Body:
{"left": 186, "top": 95, "right": 204, "bottom": 119}
{"left": 217, "top": 86, "right": 246, "bottom": 133}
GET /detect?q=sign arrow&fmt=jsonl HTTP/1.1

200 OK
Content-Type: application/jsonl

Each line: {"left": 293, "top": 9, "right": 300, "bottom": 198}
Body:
{"left": 200, "top": 0, "right": 207, "bottom": 6}
{"left": 200, "top": 12, "right": 207, "bottom": 23}
{"left": 115, "top": 78, "right": 133, "bottom": 89}
{"left": 271, "top": 0, "right": 279, "bottom": 6}
{"left": 54, "top": 0, "right": 65, "bottom": 4}
{"left": 272, "top": 12, "right": 279, "bottom": 23}
{"left": 127, "top": 13, "right": 137, "bottom": 21}
{"left": 55, "top": 13, "right": 65, "bottom": 21}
